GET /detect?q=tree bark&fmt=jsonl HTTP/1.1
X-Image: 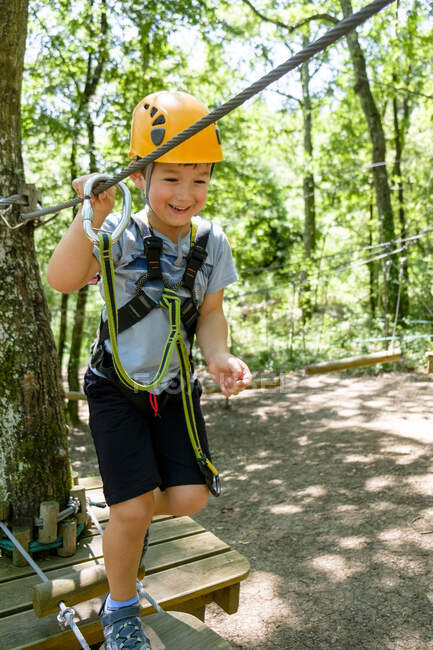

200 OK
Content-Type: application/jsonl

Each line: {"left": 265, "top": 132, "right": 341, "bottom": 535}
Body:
{"left": 0, "top": 0, "right": 70, "bottom": 526}
{"left": 67, "top": 285, "right": 89, "bottom": 424}
{"left": 299, "top": 31, "right": 316, "bottom": 322}
{"left": 392, "top": 81, "right": 409, "bottom": 320}
{"left": 301, "top": 41, "right": 316, "bottom": 259}
{"left": 368, "top": 194, "right": 378, "bottom": 319}
{"left": 57, "top": 293, "right": 69, "bottom": 371}
{"left": 340, "top": 0, "right": 398, "bottom": 318}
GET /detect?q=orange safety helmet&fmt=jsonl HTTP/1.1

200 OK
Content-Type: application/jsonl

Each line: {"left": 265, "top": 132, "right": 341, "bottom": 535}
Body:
{"left": 128, "top": 91, "right": 223, "bottom": 163}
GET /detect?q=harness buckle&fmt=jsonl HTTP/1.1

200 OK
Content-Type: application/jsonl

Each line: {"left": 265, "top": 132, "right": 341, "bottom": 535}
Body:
{"left": 144, "top": 237, "right": 163, "bottom": 280}
{"left": 185, "top": 246, "right": 208, "bottom": 274}
{"left": 197, "top": 456, "right": 221, "bottom": 497}
{"left": 182, "top": 245, "right": 208, "bottom": 290}
{"left": 181, "top": 298, "right": 200, "bottom": 336}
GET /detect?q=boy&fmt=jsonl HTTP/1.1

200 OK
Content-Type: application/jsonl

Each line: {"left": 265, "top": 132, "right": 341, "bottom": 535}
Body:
{"left": 47, "top": 90, "right": 251, "bottom": 649}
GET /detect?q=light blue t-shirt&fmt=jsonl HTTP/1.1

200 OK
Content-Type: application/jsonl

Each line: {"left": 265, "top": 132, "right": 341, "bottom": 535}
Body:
{"left": 91, "top": 210, "right": 238, "bottom": 393}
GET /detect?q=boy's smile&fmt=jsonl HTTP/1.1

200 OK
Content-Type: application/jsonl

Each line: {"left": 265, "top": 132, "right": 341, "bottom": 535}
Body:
{"left": 141, "top": 162, "right": 211, "bottom": 241}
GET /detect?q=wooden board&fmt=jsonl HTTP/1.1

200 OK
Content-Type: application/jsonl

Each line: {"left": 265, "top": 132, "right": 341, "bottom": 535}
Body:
{"left": 0, "top": 516, "right": 204, "bottom": 583}
{"left": 0, "top": 551, "right": 249, "bottom": 649}
{"left": 0, "top": 476, "right": 249, "bottom": 649}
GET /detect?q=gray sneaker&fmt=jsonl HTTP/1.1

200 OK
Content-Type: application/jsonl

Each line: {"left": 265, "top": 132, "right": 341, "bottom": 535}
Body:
{"left": 100, "top": 604, "right": 151, "bottom": 649}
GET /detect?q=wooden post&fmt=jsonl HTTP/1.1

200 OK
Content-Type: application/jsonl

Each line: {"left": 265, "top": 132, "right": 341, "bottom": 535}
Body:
{"left": 38, "top": 501, "right": 59, "bottom": 544}
{"left": 69, "top": 486, "right": 87, "bottom": 525}
{"left": 57, "top": 517, "right": 77, "bottom": 557}
{"left": 12, "top": 527, "right": 32, "bottom": 567}
{"left": 214, "top": 583, "right": 240, "bottom": 614}
{"left": 305, "top": 349, "right": 401, "bottom": 375}
{"left": 426, "top": 352, "right": 433, "bottom": 374}
{"left": 71, "top": 470, "right": 79, "bottom": 486}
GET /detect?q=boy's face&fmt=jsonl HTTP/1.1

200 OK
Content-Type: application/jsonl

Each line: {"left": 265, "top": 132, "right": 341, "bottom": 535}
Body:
{"left": 142, "top": 162, "right": 211, "bottom": 236}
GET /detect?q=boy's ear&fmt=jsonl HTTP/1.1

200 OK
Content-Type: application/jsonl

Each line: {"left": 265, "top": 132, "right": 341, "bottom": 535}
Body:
{"left": 129, "top": 170, "right": 146, "bottom": 190}
{"left": 128, "top": 161, "right": 146, "bottom": 189}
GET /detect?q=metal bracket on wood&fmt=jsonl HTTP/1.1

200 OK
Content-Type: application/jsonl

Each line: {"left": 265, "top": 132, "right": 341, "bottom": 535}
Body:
{"left": 19, "top": 183, "right": 42, "bottom": 215}
{"left": 0, "top": 183, "right": 43, "bottom": 229}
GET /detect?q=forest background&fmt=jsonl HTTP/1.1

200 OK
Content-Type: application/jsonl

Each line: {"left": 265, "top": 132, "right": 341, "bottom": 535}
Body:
{"left": 21, "top": 0, "right": 433, "bottom": 423}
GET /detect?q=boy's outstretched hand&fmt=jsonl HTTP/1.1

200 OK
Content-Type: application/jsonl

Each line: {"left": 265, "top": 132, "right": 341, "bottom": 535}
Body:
{"left": 207, "top": 351, "right": 252, "bottom": 397}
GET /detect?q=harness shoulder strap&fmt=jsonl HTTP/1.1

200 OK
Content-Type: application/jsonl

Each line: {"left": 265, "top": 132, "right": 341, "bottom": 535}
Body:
{"left": 96, "top": 217, "right": 212, "bottom": 350}
{"left": 181, "top": 218, "right": 211, "bottom": 291}
{"left": 180, "top": 219, "right": 211, "bottom": 341}
{"left": 132, "top": 214, "right": 163, "bottom": 281}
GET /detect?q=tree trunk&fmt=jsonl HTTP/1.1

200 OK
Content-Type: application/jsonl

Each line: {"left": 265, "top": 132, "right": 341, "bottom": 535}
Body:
{"left": 67, "top": 115, "right": 97, "bottom": 424}
{"left": 66, "top": 1, "right": 108, "bottom": 421}
{"left": 368, "top": 194, "right": 378, "bottom": 319}
{"left": 57, "top": 140, "right": 79, "bottom": 373}
{"left": 67, "top": 285, "right": 89, "bottom": 423}
{"left": 392, "top": 83, "right": 409, "bottom": 320}
{"left": 57, "top": 293, "right": 69, "bottom": 371}
{"left": 0, "top": 0, "right": 71, "bottom": 526}
{"left": 340, "top": 0, "right": 398, "bottom": 320}
{"left": 300, "top": 33, "right": 316, "bottom": 322}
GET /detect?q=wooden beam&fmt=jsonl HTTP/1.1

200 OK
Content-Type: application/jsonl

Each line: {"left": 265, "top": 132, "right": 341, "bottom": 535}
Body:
{"left": 0, "top": 552, "right": 249, "bottom": 649}
{"left": 66, "top": 375, "right": 282, "bottom": 401}
{"left": 305, "top": 349, "right": 401, "bottom": 375}
{"left": 65, "top": 391, "right": 87, "bottom": 400}
{"left": 32, "top": 563, "right": 146, "bottom": 618}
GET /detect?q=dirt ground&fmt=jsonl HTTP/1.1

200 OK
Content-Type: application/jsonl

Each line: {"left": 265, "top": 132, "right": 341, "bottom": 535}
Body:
{"left": 69, "top": 371, "right": 433, "bottom": 650}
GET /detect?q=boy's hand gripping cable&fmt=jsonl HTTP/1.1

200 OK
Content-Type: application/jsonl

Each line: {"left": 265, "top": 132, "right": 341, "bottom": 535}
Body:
{"left": 83, "top": 176, "right": 221, "bottom": 496}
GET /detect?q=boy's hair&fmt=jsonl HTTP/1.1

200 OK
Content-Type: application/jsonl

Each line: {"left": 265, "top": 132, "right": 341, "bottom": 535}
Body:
{"left": 129, "top": 91, "right": 223, "bottom": 164}
{"left": 137, "top": 158, "right": 211, "bottom": 173}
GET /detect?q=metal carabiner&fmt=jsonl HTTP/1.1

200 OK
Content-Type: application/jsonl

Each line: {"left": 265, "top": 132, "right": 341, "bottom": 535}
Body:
{"left": 82, "top": 173, "right": 132, "bottom": 244}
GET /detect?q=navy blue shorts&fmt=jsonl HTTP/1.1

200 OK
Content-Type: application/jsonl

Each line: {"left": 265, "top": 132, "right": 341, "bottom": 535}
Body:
{"left": 83, "top": 367, "right": 211, "bottom": 506}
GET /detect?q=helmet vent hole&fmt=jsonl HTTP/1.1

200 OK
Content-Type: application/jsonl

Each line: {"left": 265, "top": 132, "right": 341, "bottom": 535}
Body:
{"left": 144, "top": 103, "right": 150, "bottom": 110}
{"left": 150, "top": 128, "right": 165, "bottom": 146}
{"left": 150, "top": 107, "right": 158, "bottom": 118}
{"left": 152, "top": 114, "right": 166, "bottom": 126}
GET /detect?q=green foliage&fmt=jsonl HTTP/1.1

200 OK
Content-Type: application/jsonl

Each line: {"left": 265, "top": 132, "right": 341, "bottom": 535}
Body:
{"left": 21, "top": 0, "right": 433, "bottom": 375}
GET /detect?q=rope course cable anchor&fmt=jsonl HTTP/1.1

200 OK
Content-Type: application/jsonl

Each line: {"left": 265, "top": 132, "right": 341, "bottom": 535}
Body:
{"left": 19, "top": 0, "right": 395, "bottom": 224}
{"left": 0, "top": 183, "right": 43, "bottom": 229}
{"left": 0, "top": 520, "right": 91, "bottom": 650}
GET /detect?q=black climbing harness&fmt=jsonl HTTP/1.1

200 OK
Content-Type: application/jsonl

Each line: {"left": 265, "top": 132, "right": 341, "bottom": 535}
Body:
{"left": 83, "top": 176, "right": 220, "bottom": 497}
{"left": 92, "top": 212, "right": 211, "bottom": 359}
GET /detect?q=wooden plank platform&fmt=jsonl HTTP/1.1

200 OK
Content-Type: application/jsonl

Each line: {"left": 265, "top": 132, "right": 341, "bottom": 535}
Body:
{"left": 0, "top": 477, "right": 249, "bottom": 649}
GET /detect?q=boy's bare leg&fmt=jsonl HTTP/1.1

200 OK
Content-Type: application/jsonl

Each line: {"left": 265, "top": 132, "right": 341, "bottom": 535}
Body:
{"left": 103, "top": 491, "right": 154, "bottom": 601}
{"left": 102, "top": 486, "right": 208, "bottom": 601}
{"left": 152, "top": 484, "right": 209, "bottom": 517}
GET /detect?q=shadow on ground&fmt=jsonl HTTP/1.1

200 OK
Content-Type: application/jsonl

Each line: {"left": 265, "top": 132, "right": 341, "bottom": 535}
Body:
{"left": 69, "top": 371, "right": 433, "bottom": 650}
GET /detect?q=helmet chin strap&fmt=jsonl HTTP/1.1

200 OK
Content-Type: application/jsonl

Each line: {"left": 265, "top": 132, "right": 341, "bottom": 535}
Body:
{"left": 143, "top": 162, "right": 154, "bottom": 211}
{"left": 143, "top": 162, "right": 183, "bottom": 265}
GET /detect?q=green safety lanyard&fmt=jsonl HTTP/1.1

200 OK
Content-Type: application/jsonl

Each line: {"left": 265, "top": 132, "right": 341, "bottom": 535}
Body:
{"left": 98, "top": 231, "right": 221, "bottom": 496}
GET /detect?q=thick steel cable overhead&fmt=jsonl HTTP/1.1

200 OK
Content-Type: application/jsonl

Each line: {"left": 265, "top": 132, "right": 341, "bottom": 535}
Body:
{"left": 23, "top": 0, "right": 395, "bottom": 221}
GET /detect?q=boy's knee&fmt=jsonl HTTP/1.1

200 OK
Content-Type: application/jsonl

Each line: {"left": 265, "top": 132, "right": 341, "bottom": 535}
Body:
{"left": 110, "top": 491, "right": 154, "bottom": 531}
{"left": 167, "top": 484, "right": 209, "bottom": 516}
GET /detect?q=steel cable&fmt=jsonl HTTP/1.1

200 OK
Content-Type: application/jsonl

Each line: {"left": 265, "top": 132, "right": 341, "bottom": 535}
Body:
{"left": 23, "top": 0, "right": 394, "bottom": 222}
